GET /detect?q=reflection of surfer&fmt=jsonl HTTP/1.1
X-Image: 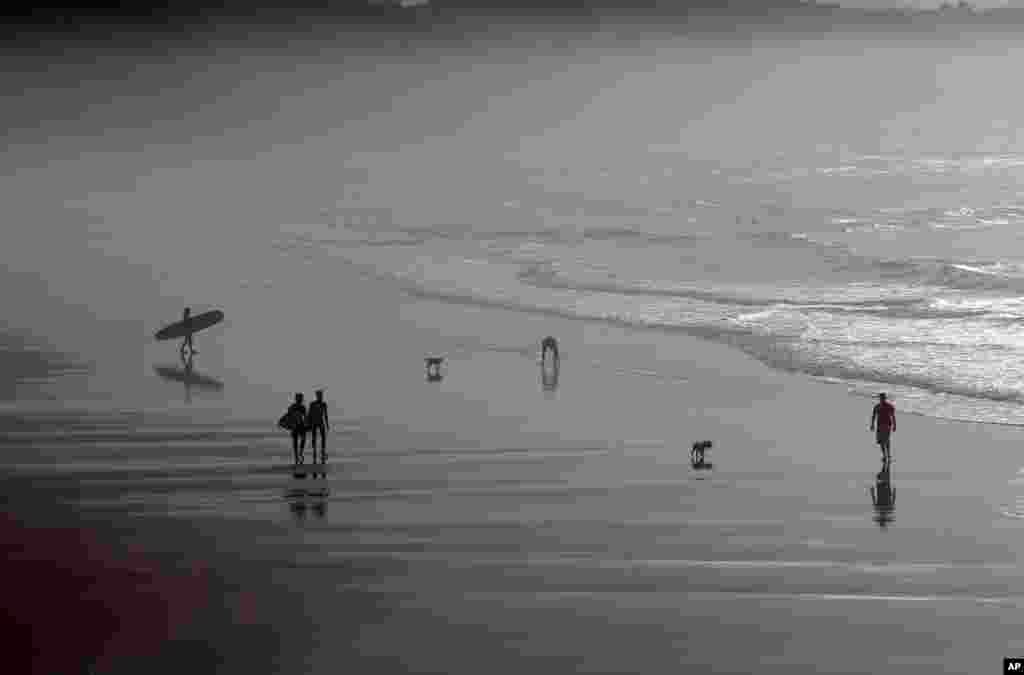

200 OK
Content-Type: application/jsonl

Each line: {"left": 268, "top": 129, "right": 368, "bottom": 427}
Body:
{"left": 181, "top": 350, "right": 195, "bottom": 402}
{"left": 869, "top": 464, "right": 895, "bottom": 529}
{"left": 153, "top": 352, "right": 224, "bottom": 404}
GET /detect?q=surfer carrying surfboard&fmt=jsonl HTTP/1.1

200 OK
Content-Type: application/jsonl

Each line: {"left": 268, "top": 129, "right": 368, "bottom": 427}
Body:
{"left": 154, "top": 307, "right": 223, "bottom": 355}
{"left": 181, "top": 307, "right": 194, "bottom": 354}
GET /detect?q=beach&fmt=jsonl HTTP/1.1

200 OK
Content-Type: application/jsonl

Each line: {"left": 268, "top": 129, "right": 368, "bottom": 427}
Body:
{"left": 6, "top": 277, "right": 1024, "bottom": 674}
{"left": 6, "top": 12, "right": 1024, "bottom": 674}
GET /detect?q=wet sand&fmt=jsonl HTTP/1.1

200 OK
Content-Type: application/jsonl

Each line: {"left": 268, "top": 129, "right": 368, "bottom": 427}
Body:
{"left": 5, "top": 289, "right": 1024, "bottom": 674}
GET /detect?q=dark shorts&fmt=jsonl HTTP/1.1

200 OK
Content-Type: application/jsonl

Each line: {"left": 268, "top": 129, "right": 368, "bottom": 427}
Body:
{"left": 876, "top": 429, "right": 891, "bottom": 445}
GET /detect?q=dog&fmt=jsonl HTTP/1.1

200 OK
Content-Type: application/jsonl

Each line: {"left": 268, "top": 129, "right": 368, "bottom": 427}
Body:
{"left": 691, "top": 440, "right": 712, "bottom": 465}
{"left": 425, "top": 356, "right": 444, "bottom": 378}
{"left": 541, "top": 336, "right": 559, "bottom": 362}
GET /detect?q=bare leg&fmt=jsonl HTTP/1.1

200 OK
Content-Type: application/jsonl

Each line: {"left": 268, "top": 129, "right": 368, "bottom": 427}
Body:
{"left": 312, "top": 427, "right": 323, "bottom": 463}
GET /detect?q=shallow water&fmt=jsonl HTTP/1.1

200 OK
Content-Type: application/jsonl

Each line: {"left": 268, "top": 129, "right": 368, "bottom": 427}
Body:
{"left": 275, "top": 143, "right": 1024, "bottom": 426}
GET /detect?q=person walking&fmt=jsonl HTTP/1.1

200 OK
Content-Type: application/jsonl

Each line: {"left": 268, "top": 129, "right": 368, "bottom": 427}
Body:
{"left": 286, "top": 393, "right": 308, "bottom": 465}
{"left": 870, "top": 393, "right": 896, "bottom": 463}
{"left": 180, "top": 307, "right": 194, "bottom": 355}
{"left": 307, "top": 389, "right": 330, "bottom": 464}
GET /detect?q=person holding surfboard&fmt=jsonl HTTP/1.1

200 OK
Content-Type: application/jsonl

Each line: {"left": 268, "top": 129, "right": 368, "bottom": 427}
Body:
{"left": 307, "top": 390, "right": 330, "bottom": 464}
{"left": 181, "top": 307, "right": 194, "bottom": 354}
{"left": 153, "top": 307, "right": 224, "bottom": 355}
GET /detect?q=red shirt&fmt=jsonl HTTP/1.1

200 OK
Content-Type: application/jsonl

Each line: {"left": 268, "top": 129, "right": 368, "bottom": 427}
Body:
{"left": 873, "top": 401, "right": 895, "bottom": 431}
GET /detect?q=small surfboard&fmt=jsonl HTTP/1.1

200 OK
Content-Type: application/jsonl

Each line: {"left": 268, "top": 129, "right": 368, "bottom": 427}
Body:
{"left": 154, "top": 310, "right": 225, "bottom": 341}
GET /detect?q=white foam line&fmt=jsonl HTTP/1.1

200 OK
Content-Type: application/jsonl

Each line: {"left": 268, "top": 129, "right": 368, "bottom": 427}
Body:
{"left": 526, "top": 591, "right": 1021, "bottom": 604}
{"left": 317, "top": 587, "right": 1023, "bottom": 606}
{"left": 591, "top": 559, "right": 1020, "bottom": 574}
{"left": 315, "top": 553, "right": 1018, "bottom": 574}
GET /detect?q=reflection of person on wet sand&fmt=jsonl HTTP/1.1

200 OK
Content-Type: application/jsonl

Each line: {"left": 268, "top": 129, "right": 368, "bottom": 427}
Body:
{"left": 290, "top": 499, "right": 307, "bottom": 522}
{"left": 311, "top": 492, "right": 327, "bottom": 519}
{"left": 181, "top": 351, "right": 195, "bottom": 403}
{"left": 286, "top": 487, "right": 328, "bottom": 523}
{"left": 870, "top": 464, "right": 895, "bottom": 529}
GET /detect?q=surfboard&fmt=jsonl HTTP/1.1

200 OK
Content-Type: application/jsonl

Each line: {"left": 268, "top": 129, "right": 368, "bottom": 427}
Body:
{"left": 154, "top": 310, "right": 224, "bottom": 341}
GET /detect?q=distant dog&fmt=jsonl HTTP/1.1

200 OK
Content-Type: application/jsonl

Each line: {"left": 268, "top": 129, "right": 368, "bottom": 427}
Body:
{"left": 425, "top": 356, "right": 444, "bottom": 378}
{"left": 691, "top": 440, "right": 712, "bottom": 465}
{"left": 541, "top": 336, "right": 559, "bottom": 362}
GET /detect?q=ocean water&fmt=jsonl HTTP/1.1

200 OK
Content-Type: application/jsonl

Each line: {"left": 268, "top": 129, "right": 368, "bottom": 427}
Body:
{"left": 278, "top": 148, "right": 1024, "bottom": 426}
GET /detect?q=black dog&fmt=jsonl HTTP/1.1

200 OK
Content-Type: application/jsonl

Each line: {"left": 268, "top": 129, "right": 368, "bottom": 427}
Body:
{"left": 691, "top": 440, "right": 712, "bottom": 465}
{"left": 541, "top": 336, "right": 559, "bottom": 362}
{"left": 425, "top": 357, "right": 444, "bottom": 378}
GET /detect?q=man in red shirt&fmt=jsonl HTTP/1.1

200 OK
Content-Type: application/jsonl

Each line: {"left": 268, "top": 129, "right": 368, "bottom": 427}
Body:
{"left": 870, "top": 393, "right": 896, "bottom": 462}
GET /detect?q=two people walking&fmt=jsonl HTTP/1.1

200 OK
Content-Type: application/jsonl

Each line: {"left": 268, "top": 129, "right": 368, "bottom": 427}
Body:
{"left": 282, "top": 390, "right": 330, "bottom": 465}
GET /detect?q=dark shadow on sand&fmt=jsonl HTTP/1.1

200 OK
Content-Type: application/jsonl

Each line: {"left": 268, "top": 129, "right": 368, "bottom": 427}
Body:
{"left": 870, "top": 462, "right": 895, "bottom": 529}
{"left": 541, "top": 359, "right": 560, "bottom": 394}
{"left": 285, "top": 485, "right": 329, "bottom": 523}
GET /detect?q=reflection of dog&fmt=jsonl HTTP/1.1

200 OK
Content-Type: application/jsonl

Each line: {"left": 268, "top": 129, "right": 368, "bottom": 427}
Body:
{"left": 425, "top": 357, "right": 444, "bottom": 378}
{"left": 691, "top": 440, "right": 712, "bottom": 465}
{"left": 541, "top": 336, "right": 559, "bottom": 361}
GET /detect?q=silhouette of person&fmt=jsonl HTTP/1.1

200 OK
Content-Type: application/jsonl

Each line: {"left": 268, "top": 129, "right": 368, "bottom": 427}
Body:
{"left": 541, "top": 336, "right": 559, "bottom": 363}
{"left": 287, "top": 393, "right": 308, "bottom": 465}
{"left": 181, "top": 307, "right": 194, "bottom": 355}
{"left": 870, "top": 393, "right": 896, "bottom": 462}
{"left": 307, "top": 389, "right": 330, "bottom": 464}
{"left": 869, "top": 464, "right": 895, "bottom": 529}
